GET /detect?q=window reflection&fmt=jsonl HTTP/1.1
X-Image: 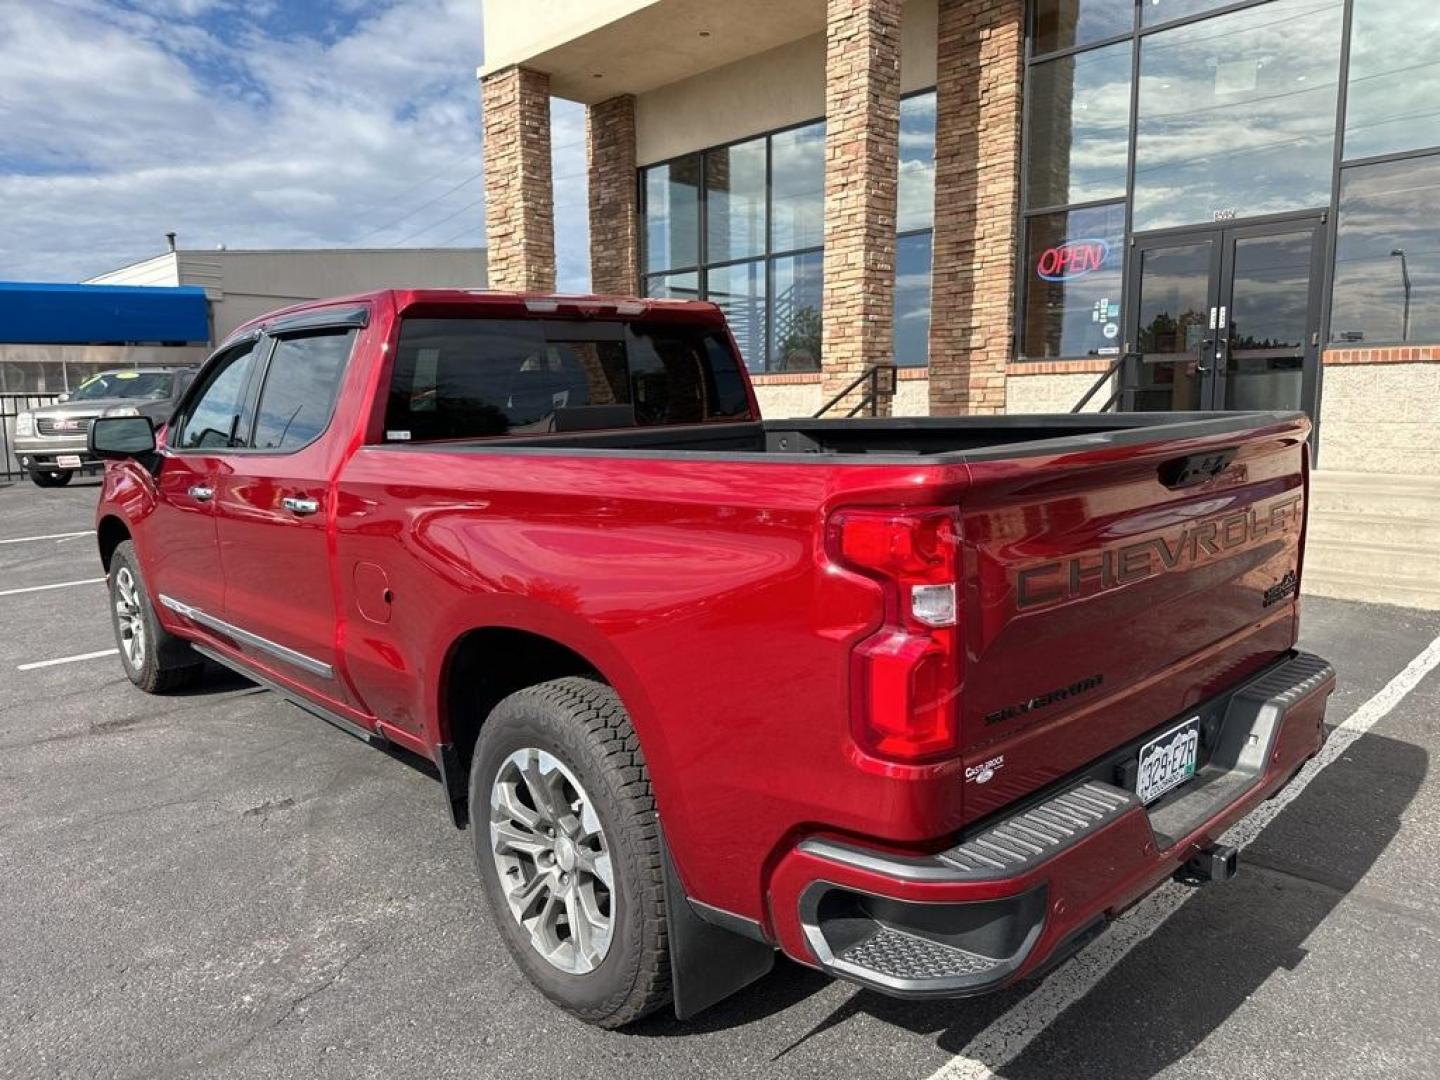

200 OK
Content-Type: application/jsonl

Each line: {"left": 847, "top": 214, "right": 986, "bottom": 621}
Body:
{"left": 705, "top": 137, "right": 766, "bottom": 263}
{"left": 894, "top": 233, "right": 933, "bottom": 367}
{"left": 644, "top": 271, "right": 700, "bottom": 301}
{"left": 1022, "top": 203, "right": 1126, "bottom": 359}
{"left": 706, "top": 261, "right": 767, "bottom": 371}
{"left": 1132, "top": 0, "right": 1343, "bottom": 230}
{"left": 771, "top": 252, "right": 823, "bottom": 372}
{"left": 644, "top": 156, "right": 700, "bottom": 273}
{"left": 898, "top": 92, "right": 936, "bottom": 233}
{"left": 1033, "top": 0, "right": 1134, "bottom": 55}
{"left": 771, "top": 122, "right": 825, "bottom": 252}
{"left": 1331, "top": 154, "right": 1440, "bottom": 344}
{"left": 1344, "top": 0, "right": 1440, "bottom": 160}
{"left": 1140, "top": 0, "right": 1236, "bottom": 29}
{"left": 1026, "top": 41, "right": 1132, "bottom": 209}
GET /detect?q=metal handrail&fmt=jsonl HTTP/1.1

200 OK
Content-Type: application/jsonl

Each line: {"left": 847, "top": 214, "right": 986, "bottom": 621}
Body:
{"left": 1070, "top": 353, "right": 1132, "bottom": 414}
{"left": 813, "top": 364, "right": 899, "bottom": 418}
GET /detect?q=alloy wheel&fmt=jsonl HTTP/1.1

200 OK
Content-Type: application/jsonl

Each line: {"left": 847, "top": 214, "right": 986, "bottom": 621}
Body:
{"left": 489, "top": 747, "right": 614, "bottom": 975}
{"left": 113, "top": 566, "right": 146, "bottom": 671}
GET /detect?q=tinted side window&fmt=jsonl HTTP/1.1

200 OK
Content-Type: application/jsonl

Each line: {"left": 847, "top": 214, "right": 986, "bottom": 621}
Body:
{"left": 385, "top": 318, "right": 750, "bottom": 442}
{"left": 174, "top": 343, "right": 259, "bottom": 450}
{"left": 251, "top": 330, "right": 355, "bottom": 450}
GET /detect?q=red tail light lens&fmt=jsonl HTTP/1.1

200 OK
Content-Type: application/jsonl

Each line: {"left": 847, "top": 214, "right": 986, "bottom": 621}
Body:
{"left": 831, "top": 509, "right": 962, "bottom": 764}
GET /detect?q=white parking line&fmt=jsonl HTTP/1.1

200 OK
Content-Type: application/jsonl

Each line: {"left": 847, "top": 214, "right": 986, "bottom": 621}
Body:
{"left": 17, "top": 648, "right": 119, "bottom": 671}
{"left": 0, "top": 577, "right": 105, "bottom": 598}
{"left": 927, "top": 633, "right": 1440, "bottom": 1080}
{"left": 0, "top": 530, "right": 93, "bottom": 546}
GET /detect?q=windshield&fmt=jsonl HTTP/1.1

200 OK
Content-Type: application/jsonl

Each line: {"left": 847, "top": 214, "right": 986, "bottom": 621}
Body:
{"left": 69, "top": 371, "right": 174, "bottom": 402}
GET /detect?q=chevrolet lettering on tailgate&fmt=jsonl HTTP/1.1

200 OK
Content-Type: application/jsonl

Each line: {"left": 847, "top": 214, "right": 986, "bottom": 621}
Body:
{"left": 1015, "top": 494, "right": 1303, "bottom": 611}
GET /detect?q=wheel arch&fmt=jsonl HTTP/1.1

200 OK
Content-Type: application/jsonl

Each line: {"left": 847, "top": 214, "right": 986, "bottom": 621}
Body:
{"left": 435, "top": 624, "right": 627, "bottom": 829}
{"left": 96, "top": 514, "right": 132, "bottom": 572}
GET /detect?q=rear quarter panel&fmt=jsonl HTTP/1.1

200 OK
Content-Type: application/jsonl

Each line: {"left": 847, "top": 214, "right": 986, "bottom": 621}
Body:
{"left": 332, "top": 445, "right": 971, "bottom": 921}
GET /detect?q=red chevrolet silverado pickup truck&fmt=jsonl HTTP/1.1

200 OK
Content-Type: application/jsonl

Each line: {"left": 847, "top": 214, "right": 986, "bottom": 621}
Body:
{"left": 88, "top": 289, "right": 1335, "bottom": 1027}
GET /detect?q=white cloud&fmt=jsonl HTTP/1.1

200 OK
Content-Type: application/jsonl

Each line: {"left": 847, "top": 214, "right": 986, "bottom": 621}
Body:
{"left": 0, "top": 0, "right": 589, "bottom": 287}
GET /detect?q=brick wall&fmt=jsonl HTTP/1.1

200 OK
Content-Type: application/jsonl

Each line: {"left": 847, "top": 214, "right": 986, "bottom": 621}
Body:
{"left": 481, "top": 65, "right": 556, "bottom": 292}
{"left": 587, "top": 94, "right": 639, "bottom": 296}
{"left": 927, "top": 0, "right": 1024, "bottom": 416}
{"left": 820, "top": 0, "right": 903, "bottom": 413}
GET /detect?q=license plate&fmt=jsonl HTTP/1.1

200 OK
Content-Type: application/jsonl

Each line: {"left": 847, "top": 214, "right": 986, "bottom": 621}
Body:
{"left": 57, "top": 454, "right": 82, "bottom": 469}
{"left": 1135, "top": 716, "right": 1200, "bottom": 804}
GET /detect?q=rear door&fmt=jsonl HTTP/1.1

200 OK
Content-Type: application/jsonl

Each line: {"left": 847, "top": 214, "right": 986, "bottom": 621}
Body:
{"left": 212, "top": 321, "right": 363, "bottom": 714}
{"left": 956, "top": 416, "right": 1308, "bottom": 822}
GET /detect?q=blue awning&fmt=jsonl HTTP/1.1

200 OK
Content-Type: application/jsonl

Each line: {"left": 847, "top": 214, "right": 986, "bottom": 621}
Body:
{"left": 0, "top": 281, "right": 209, "bottom": 345}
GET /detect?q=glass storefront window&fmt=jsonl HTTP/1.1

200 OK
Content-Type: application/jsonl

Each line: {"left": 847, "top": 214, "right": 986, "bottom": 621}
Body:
{"left": 898, "top": 92, "right": 936, "bottom": 233}
{"left": 705, "top": 137, "right": 766, "bottom": 264}
{"left": 770, "top": 252, "right": 823, "bottom": 372}
{"left": 894, "top": 232, "right": 933, "bottom": 367}
{"left": 1343, "top": 0, "right": 1440, "bottom": 161}
{"left": 1140, "top": 0, "right": 1233, "bottom": 29}
{"left": 1022, "top": 202, "right": 1126, "bottom": 359}
{"left": 1026, "top": 41, "right": 1132, "bottom": 209}
{"left": 644, "top": 271, "right": 700, "bottom": 301}
{"left": 707, "top": 261, "right": 767, "bottom": 371}
{"left": 644, "top": 156, "right": 700, "bottom": 273}
{"left": 1330, "top": 154, "right": 1440, "bottom": 344}
{"left": 1033, "top": 0, "right": 1134, "bottom": 55}
{"left": 1131, "top": 0, "right": 1343, "bottom": 231}
{"left": 770, "top": 121, "right": 825, "bottom": 253}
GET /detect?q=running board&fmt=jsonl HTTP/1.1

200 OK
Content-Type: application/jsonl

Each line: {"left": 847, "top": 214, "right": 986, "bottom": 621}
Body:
{"left": 190, "top": 643, "right": 387, "bottom": 747}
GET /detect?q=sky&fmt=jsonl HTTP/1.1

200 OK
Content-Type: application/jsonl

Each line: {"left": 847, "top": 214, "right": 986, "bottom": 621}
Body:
{"left": 0, "top": 0, "right": 590, "bottom": 289}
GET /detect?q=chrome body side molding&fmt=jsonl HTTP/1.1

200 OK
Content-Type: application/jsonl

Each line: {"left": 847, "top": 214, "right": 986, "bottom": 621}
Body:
{"left": 157, "top": 593, "right": 333, "bottom": 679}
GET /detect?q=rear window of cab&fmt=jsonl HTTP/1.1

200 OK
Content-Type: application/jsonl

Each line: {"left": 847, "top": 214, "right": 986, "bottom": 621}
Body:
{"left": 383, "top": 318, "right": 750, "bottom": 442}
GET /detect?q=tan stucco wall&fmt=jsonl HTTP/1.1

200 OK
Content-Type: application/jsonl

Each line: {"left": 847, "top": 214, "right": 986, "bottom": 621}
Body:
{"left": 752, "top": 380, "right": 822, "bottom": 419}
{"left": 1317, "top": 362, "right": 1440, "bottom": 474}
{"left": 1007, "top": 371, "right": 1106, "bottom": 414}
{"left": 754, "top": 368, "right": 1109, "bottom": 420}
{"left": 635, "top": 0, "right": 937, "bottom": 164}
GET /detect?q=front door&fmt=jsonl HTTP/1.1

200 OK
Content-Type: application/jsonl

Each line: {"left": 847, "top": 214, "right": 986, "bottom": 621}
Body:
{"left": 146, "top": 338, "right": 263, "bottom": 624}
{"left": 1125, "top": 217, "right": 1324, "bottom": 415}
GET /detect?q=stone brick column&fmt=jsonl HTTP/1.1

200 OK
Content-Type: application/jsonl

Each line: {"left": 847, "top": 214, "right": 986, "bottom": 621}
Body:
{"left": 586, "top": 94, "right": 640, "bottom": 296}
{"left": 928, "top": 0, "right": 1024, "bottom": 415}
{"left": 481, "top": 65, "right": 556, "bottom": 292}
{"left": 821, "top": 0, "right": 902, "bottom": 413}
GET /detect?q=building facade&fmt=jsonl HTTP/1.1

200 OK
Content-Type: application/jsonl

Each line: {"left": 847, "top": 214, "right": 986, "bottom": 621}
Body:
{"left": 87, "top": 245, "right": 489, "bottom": 344}
{"left": 480, "top": 0, "right": 1440, "bottom": 607}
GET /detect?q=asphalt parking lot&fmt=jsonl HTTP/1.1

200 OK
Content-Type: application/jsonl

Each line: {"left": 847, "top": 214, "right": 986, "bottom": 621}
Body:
{"left": 1, "top": 477, "right": 1437, "bottom": 1080}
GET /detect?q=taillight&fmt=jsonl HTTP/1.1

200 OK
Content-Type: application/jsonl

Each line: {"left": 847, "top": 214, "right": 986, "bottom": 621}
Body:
{"left": 830, "top": 508, "right": 962, "bottom": 764}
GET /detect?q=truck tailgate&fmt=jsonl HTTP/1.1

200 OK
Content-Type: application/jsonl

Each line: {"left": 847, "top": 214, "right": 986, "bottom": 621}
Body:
{"left": 955, "top": 414, "right": 1309, "bottom": 824}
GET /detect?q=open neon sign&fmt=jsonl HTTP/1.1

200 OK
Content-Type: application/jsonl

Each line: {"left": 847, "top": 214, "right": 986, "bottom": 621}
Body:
{"left": 1036, "top": 239, "right": 1110, "bottom": 281}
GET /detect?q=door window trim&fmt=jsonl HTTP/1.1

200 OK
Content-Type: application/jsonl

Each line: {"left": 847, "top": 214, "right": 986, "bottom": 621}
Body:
{"left": 167, "top": 334, "right": 271, "bottom": 455}
{"left": 234, "top": 327, "right": 359, "bottom": 457}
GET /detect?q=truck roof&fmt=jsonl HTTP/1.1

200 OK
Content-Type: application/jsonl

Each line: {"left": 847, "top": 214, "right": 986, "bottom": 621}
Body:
{"left": 222, "top": 289, "right": 725, "bottom": 350}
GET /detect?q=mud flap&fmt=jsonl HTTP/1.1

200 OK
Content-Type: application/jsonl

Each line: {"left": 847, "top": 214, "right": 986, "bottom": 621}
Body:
{"left": 661, "top": 828, "right": 775, "bottom": 1020}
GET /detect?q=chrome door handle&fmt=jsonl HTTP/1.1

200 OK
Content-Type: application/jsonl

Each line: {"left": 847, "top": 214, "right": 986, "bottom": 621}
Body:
{"left": 281, "top": 496, "right": 320, "bottom": 516}
{"left": 187, "top": 484, "right": 214, "bottom": 502}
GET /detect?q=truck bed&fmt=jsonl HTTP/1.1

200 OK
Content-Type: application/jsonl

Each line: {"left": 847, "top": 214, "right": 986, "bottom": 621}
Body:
{"left": 385, "top": 411, "right": 1306, "bottom": 463}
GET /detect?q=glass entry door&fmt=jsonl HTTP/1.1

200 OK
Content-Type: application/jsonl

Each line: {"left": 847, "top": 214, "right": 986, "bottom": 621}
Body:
{"left": 1125, "top": 217, "right": 1324, "bottom": 414}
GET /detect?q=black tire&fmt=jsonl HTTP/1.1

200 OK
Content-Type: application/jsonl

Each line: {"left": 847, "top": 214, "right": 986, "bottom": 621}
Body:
{"left": 469, "top": 677, "right": 671, "bottom": 1028}
{"left": 109, "top": 540, "right": 205, "bottom": 693}
{"left": 30, "top": 468, "right": 72, "bottom": 488}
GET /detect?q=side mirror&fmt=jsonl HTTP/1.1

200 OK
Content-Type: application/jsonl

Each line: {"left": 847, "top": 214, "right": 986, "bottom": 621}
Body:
{"left": 57, "top": 392, "right": 70, "bottom": 403}
{"left": 89, "top": 415, "right": 157, "bottom": 461}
